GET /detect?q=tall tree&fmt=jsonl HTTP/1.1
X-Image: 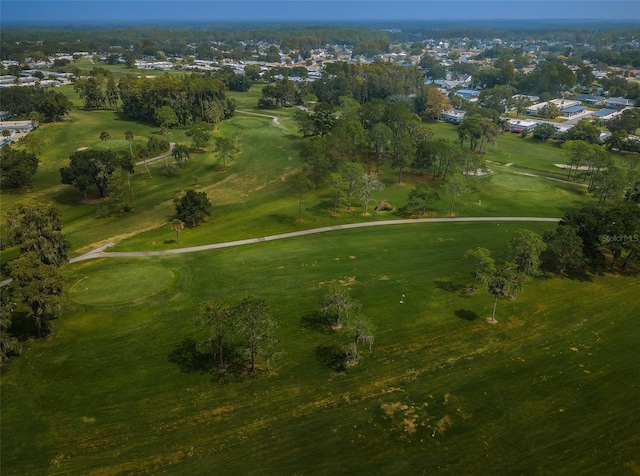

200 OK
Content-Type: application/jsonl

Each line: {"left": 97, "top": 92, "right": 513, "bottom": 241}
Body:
{"left": 195, "top": 299, "right": 234, "bottom": 372}
{"left": 357, "top": 172, "right": 384, "bottom": 215}
{"left": 186, "top": 124, "right": 211, "bottom": 150}
{"left": 562, "top": 140, "right": 591, "bottom": 180}
{"left": 591, "top": 167, "right": 625, "bottom": 207}
{"left": 464, "top": 247, "right": 496, "bottom": 292}
{"left": 321, "top": 285, "right": 360, "bottom": 330}
{"left": 444, "top": 173, "right": 467, "bottom": 216}
{"left": 234, "top": 296, "right": 279, "bottom": 373}
{"left": 5, "top": 199, "right": 70, "bottom": 266}
{"left": 106, "top": 76, "right": 119, "bottom": 109}
{"left": 601, "top": 205, "right": 640, "bottom": 272}
{"left": 328, "top": 172, "right": 347, "bottom": 215}
{"left": 485, "top": 263, "right": 519, "bottom": 324}
{"left": 407, "top": 182, "right": 440, "bottom": 215}
{"left": 214, "top": 136, "right": 235, "bottom": 170}
{"left": 389, "top": 130, "right": 416, "bottom": 183}
{"left": 171, "top": 219, "right": 184, "bottom": 244}
{"left": 107, "top": 167, "right": 135, "bottom": 214}
{"left": 288, "top": 171, "right": 315, "bottom": 222}
{"left": 74, "top": 76, "right": 106, "bottom": 109}
{"left": 0, "top": 146, "right": 39, "bottom": 189}
{"left": 420, "top": 87, "right": 451, "bottom": 120}
{"left": 343, "top": 313, "right": 375, "bottom": 367}
{"left": 8, "top": 252, "right": 65, "bottom": 338}
{"left": 174, "top": 189, "right": 211, "bottom": 226}
{"left": 543, "top": 225, "right": 585, "bottom": 275}
{"left": 0, "top": 290, "right": 21, "bottom": 363}
{"left": 172, "top": 144, "right": 190, "bottom": 168}
{"left": 100, "top": 131, "right": 111, "bottom": 150}
{"left": 369, "top": 122, "right": 392, "bottom": 172}
{"left": 60, "top": 149, "right": 133, "bottom": 200}
{"left": 340, "top": 162, "right": 364, "bottom": 211}
{"left": 156, "top": 106, "right": 178, "bottom": 134}
{"left": 124, "top": 130, "right": 134, "bottom": 158}
{"left": 507, "top": 229, "right": 547, "bottom": 279}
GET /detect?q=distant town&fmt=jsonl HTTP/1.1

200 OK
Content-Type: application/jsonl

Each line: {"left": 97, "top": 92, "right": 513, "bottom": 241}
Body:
{"left": 1, "top": 25, "right": 639, "bottom": 149}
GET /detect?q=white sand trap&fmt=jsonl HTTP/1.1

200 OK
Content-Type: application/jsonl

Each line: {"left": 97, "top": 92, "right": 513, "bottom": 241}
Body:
{"left": 555, "top": 164, "right": 591, "bottom": 170}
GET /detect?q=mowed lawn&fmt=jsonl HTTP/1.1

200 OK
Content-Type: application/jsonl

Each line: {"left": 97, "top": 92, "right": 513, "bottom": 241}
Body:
{"left": 1, "top": 222, "right": 639, "bottom": 475}
{"left": 2, "top": 77, "right": 639, "bottom": 475}
{"left": 1, "top": 80, "right": 600, "bottom": 262}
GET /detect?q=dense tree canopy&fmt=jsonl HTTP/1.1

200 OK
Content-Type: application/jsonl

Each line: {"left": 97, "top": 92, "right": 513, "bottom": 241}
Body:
{"left": 174, "top": 189, "right": 212, "bottom": 226}
{"left": 0, "top": 86, "right": 72, "bottom": 122}
{"left": 5, "top": 199, "right": 70, "bottom": 266}
{"left": 60, "top": 149, "right": 134, "bottom": 199}
{"left": 118, "top": 74, "right": 235, "bottom": 126}
{"left": 0, "top": 146, "right": 39, "bottom": 189}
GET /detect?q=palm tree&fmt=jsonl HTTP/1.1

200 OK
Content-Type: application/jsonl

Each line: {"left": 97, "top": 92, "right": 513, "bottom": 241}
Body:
{"left": 171, "top": 219, "right": 184, "bottom": 244}
{"left": 172, "top": 144, "right": 190, "bottom": 168}
{"left": 100, "top": 131, "right": 111, "bottom": 150}
{"left": 125, "top": 130, "right": 134, "bottom": 158}
{"left": 485, "top": 263, "right": 520, "bottom": 323}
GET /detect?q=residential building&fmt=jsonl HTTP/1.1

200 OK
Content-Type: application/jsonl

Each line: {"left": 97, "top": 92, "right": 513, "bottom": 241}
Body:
{"left": 562, "top": 105, "right": 586, "bottom": 117}
{"left": 605, "top": 97, "right": 634, "bottom": 109}
{"left": 575, "top": 94, "right": 606, "bottom": 106}
{"left": 590, "top": 108, "right": 619, "bottom": 121}
{"left": 440, "top": 109, "right": 466, "bottom": 123}
{"left": 0, "top": 121, "right": 35, "bottom": 134}
{"left": 507, "top": 119, "right": 539, "bottom": 133}
{"left": 455, "top": 89, "right": 480, "bottom": 101}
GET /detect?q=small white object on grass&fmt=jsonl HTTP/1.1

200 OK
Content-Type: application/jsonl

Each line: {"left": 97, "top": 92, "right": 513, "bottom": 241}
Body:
{"left": 432, "top": 430, "right": 436, "bottom": 437}
{"left": 400, "top": 294, "right": 405, "bottom": 304}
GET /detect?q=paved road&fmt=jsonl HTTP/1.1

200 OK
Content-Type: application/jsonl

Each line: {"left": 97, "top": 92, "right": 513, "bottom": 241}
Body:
{"left": 0, "top": 216, "right": 560, "bottom": 287}
{"left": 70, "top": 216, "right": 560, "bottom": 262}
{"left": 235, "top": 110, "right": 281, "bottom": 125}
{"left": 135, "top": 142, "right": 176, "bottom": 167}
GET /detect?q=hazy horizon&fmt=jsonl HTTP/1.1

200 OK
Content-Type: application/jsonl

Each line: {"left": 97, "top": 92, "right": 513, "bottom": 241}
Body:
{"left": 2, "top": 1, "right": 639, "bottom": 25}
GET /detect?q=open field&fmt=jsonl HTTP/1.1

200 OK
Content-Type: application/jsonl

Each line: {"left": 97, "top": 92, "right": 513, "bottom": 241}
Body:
{"left": 2, "top": 79, "right": 639, "bottom": 475}
{"left": 2, "top": 223, "right": 640, "bottom": 474}
{"left": 2, "top": 222, "right": 639, "bottom": 474}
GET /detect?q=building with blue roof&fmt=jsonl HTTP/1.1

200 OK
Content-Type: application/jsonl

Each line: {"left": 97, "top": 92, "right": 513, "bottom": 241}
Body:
{"left": 562, "top": 105, "right": 586, "bottom": 117}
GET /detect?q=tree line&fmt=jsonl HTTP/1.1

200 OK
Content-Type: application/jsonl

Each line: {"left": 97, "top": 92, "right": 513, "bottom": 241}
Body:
{"left": 0, "top": 85, "right": 72, "bottom": 122}
{"left": 465, "top": 201, "right": 640, "bottom": 323}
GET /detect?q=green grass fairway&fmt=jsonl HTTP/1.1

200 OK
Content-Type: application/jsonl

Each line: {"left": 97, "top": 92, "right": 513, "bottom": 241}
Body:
{"left": 2, "top": 222, "right": 639, "bottom": 475}
{"left": 490, "top": 172, "right": 549, "bottom": 191}
{"left": 69, "top": 263, "right": 176, "bottom": 306}
{"left": 2, "top": 82, "right": 639, "bottom": 475}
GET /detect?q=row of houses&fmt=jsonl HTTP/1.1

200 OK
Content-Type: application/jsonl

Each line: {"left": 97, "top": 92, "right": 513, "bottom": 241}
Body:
{"left": 0, "top": 121, "right": 36, "bottom": 148}
{"left": 0, "top": 70, "right": 73, "bottom": 89}
{"left": 525, "top": 96, "right": 633, "bottom": 117}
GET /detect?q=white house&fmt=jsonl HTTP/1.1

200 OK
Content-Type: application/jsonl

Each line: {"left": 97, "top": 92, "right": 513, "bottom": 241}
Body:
{"left": 507, "top": 119, "right": 540, "bottom": 133}
{"left": 0, "top": 121, "right": 35, "bottom": 134}
{"left": 440, "top": 109, "right": 466, "bottom": 123}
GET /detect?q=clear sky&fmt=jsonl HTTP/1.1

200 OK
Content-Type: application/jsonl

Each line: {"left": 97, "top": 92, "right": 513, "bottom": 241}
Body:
{"left": 1, "top": 0, "right": 639, "bottom": 24}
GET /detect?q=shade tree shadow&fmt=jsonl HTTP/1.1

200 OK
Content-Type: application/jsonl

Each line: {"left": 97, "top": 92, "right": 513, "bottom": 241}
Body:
{"left": 7, "top": 311, "right": 43, "bottom": 341}
{"left": 314, "top": 344, "right": 347, "bottom": 372}
{"left": 300, "top": 312, "right": 334, "bottom": 333}
{"left": 454, "top": 309, "right": 480, "bottom": 321}
{"left": 434, "top": 280, "right": 465, "bottom": 293}
{"left": 168, "top": 338, "right": 212, "bottom": 374}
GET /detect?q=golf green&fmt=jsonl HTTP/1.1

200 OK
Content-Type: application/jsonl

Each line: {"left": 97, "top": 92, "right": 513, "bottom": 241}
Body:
{"left": 490, "top": 173, "right": 548, "bottom": 192}
{"left": 232, "top": 117, "right": 269, "bottom": 129}
{"left": 69, "top": 263, "right": 175, "bottom": 306}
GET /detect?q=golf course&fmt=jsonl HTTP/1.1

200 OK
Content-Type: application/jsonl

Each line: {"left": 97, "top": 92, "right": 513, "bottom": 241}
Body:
{"left": 1, "top": 78, "right": 639, "bottom": 475}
